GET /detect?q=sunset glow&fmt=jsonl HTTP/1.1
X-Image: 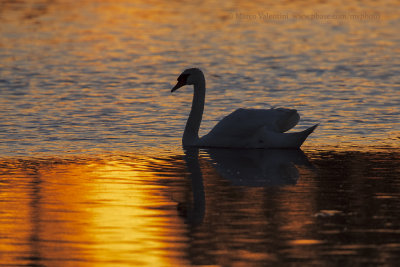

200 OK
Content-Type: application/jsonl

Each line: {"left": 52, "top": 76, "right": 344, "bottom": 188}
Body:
{"left": 0, "top": 0, "right": 399, "bottom": 265}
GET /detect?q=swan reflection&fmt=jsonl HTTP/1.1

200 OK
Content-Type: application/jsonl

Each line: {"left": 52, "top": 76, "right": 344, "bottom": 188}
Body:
{"left": 181, "top": 148, "right": 312, "bottom": 225}
{"left": 205, "top": 148, "right": 311, "bottom": 186}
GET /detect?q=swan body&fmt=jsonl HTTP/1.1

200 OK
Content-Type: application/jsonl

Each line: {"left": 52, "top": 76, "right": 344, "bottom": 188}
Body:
{"left": 171, "top": 68, "right": 318, "bottom": 148}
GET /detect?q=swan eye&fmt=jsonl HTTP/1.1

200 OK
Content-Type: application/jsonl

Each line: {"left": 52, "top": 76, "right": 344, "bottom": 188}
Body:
{"left": 177, "top": 73, "right": 190, "bottom": 83}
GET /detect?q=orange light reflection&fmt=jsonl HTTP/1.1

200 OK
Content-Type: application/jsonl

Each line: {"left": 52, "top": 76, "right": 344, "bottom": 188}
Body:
{"left": 0, "top": 156, "right": 188, "bottom": 266}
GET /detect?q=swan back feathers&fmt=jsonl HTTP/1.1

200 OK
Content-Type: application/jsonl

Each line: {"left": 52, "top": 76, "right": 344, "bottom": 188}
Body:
{"left": 207, "top": 108, "right": 300, "bottom": 138}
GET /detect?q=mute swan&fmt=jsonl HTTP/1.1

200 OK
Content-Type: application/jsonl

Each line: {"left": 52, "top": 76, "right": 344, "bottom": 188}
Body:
{"left": 171, "top": 68, "right": 318, "bottom": 148}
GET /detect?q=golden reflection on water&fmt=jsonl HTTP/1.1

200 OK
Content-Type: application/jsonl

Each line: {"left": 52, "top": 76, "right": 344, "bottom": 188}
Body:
{"left": 0, "top": 156, "right": 188, "bottom": 266}
{"left": 0, "top": 147, "right": 400, "bottom": 265}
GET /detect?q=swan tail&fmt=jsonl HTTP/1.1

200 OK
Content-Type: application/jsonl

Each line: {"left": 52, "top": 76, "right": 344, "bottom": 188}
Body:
{"left": 301, "top": 123, "right": 319, "bottom": 138}
{"left": 254, "top": 124, "right": 319, "bottom": 149}
{"left": 296, "top": 123, "right": 319, "bottom": 147}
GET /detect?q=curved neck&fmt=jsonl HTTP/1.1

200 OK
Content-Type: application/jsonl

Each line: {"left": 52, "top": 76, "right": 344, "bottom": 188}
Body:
{"left": 183, "top": 76, "right": 206, "bottom": 146}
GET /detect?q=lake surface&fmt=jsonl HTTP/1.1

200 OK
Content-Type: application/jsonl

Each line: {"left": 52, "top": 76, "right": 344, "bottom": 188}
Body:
{"left": 1, "top": 149, "right": 400, "bottom": 266}
{"left": 0, "top": 0, "right": 399, "bottom": 266}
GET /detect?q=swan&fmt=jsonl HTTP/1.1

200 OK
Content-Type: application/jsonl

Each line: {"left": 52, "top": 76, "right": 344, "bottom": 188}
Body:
{"left": 171, "top": 68, "right": 318, "bottom": 148}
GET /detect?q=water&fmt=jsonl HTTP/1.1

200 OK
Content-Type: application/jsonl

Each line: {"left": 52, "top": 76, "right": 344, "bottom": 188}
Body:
{"left": 1, "top": 149, "right": 399, "bottom": 266}
{"left": 0, "top": 0, "right": 399, "bottom": 266}
{"left": 0, "top": 0, "right": 399, "bottom": 155}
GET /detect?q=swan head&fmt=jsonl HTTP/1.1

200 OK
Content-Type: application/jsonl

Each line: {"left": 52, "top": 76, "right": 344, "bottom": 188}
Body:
{"left": 171, "top": 68, "right": 204, "bottom": 92}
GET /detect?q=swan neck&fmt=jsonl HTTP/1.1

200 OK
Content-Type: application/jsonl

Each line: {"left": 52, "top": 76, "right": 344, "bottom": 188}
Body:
{"left": 183, "top": 77, "right": 205, "bottom": 146}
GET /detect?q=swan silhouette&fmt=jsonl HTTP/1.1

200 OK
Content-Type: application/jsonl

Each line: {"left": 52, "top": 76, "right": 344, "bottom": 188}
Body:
{"left": 171, "top": 68, "right": 318, "bottom": 148}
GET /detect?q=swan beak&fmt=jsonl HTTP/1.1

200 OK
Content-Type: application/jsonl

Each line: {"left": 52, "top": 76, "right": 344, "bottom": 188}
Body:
{"left": 171, "top": 81, "right": 185, "bottom": 92}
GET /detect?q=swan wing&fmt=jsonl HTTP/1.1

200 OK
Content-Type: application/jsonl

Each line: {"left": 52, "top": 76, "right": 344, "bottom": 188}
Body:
{"left": 207, "top": 108, "right": 300, "bottom": 138}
